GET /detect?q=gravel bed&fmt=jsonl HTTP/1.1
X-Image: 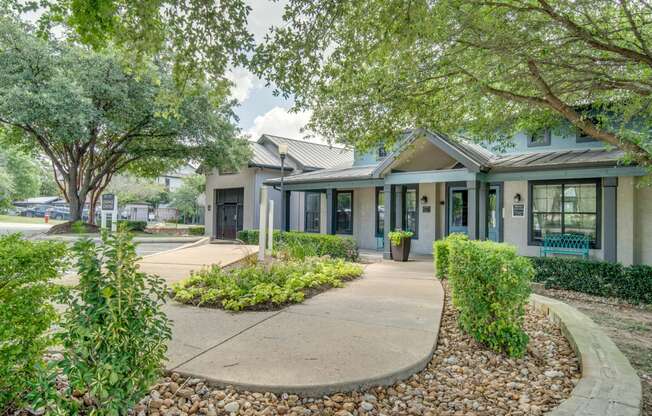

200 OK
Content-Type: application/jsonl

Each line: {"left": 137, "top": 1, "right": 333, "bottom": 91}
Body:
{"left": 134, "top": 282, "right": 580, "bottom": 416}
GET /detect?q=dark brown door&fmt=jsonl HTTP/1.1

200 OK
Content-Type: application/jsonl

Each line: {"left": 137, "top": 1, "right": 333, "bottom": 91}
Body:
{"left": 215, "top": 188, "right": 244, "bottom": 240}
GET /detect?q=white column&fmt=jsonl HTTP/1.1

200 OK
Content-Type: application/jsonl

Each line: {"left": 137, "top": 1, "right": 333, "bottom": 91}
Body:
{"left": 267, "top": 200, "right": 274, "bottom": 254}
{"left": 258, "top": 186, "right": 268, "bottom": 262}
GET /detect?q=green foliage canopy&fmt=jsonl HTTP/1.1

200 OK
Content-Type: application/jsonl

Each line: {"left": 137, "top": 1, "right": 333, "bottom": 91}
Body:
{"left": 169, "top": 173, "right": 205, "bottom": 222}
{"left": 255, "top": 0, "right": 652, "bottom": 167}
{"left": 0, "top": 145, "right": 42, "bottom": 201}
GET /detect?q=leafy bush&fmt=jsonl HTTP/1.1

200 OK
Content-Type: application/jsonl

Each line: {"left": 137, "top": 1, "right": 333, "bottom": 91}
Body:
{"left": 173, "top": 257, "right": 363, "bottom": 311}
{"left": 433, "top": 233, "right": 468, "bottom": 279}
{"left": 117, "top": 220, "right": 148, "bottom": 232}
{"left": 447, "top": 237, "right": 533, "bottom": 357}
{"left": 237, "top": 230, "right": 358, "bottom": 261}
{"left": 387, "top": 229, "right": 413, "bottom": 246}
{"left": 34, "top": 231, "right": 172, "bottom": 415}
{"left": 530, "top": 256, "right": 652, "bottom": 304}
{"left": 0, "top": 235, "right": 67, "bottom": 412}
{"left": 188, "top": 226, "right": 205, "bottom": 236}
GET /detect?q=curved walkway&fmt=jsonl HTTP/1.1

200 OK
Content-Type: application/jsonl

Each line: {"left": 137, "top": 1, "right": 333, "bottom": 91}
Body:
{"left": 165, "top": 259, "right": 444, "bottom": 396}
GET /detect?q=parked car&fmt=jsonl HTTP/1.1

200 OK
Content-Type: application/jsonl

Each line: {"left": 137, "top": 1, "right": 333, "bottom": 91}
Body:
{"left": 45, "top": 207, "right": 71, "bottom": 221}
{"left": 20, "top": 205, "right": 50, "bottom": 218}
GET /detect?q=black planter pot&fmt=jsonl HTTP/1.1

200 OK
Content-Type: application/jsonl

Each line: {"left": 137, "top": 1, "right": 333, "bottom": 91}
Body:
{"left": 390, "top": 237, "right": 411, "bottom": 262}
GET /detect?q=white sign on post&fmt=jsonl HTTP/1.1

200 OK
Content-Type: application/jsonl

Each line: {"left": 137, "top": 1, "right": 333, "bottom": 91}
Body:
{"left": 101, "top": 193, "right": 118, "bottom": 232}
{"left": 258, "top": 186, "right": 268, "bottom": 262}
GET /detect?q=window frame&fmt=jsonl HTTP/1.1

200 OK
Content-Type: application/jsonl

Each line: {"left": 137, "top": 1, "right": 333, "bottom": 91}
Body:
{"left": 377, "top": 146, "right": 388, "bottom": 160}
{"left": 526, "top": 128, "right": 551, "bottom": 147}
{"left": 527, "top": 178, "right": 602, "bottom": 249}
{"left": 402, "top": 184, "right": 419, "bottom": 239}
{"left": 304, "top": 191, "right": 322, "bottom": 233}
{"left": 375, "top": 187, "right": 384, "bottom": 237}
{"left": 334, "top": 190, "right": 354, "bottom": 235}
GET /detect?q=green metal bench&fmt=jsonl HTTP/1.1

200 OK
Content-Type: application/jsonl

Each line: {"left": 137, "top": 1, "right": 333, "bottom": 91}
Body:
{"left": 540, "top": 233, "right": 590, "bottom": 259}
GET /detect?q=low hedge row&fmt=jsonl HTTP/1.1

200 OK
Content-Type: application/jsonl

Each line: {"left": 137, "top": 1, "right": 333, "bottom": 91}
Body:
{"left": 438, "top": 235, "right": 533, "bottom": 357}
{"left": 433, "top": 233, "right": 468, "bottom": 279}
{"left": 237, "top": 230, "right": 358, "bottom": 261}
{"left": 117, "top": 220, "right": 147, "bottom": 232}
{"left": 530, "top": 256, "right": 652, "bottom": 304}
{"left": 188, "top": 226, "right": 205, "bottom": 236}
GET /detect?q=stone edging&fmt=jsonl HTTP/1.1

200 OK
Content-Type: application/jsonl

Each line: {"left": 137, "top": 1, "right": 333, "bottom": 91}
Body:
{"left": 530, "top": 294, "right": 642, "bottom": 416}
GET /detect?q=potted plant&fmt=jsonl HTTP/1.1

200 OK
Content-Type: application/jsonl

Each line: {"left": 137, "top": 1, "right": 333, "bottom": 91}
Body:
{"left": 388, "top": 229, "right": 414, "bottom": 262}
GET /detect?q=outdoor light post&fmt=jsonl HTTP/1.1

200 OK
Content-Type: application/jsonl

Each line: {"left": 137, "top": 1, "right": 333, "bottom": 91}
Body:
{"left": 278, "top": 142, "right": 288, "bottom": 231}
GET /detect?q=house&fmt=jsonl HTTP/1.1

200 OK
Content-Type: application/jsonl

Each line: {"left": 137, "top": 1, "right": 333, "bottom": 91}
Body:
{"left": 259, "top": 128, "right": 652, "bottom": 265}
{"left": 156, "top": 164, "right": 196, "bottom": 192}
{"left": 204, "top": 134, "right": 354, "bottom": 239}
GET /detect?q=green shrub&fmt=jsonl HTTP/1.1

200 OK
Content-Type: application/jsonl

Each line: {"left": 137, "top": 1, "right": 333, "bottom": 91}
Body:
{"left": 173, "top": 257, "right": 364, "bottom": 311}
{"left": 117, "top": 220, "right": 147, "bottom": 232}
{"left": 188, "top": 226, "right": 205, "bottom": 236}
{"left": 237, "top": 230, "right": 358, "bottom": 261}
{"left": 34, "top": 231, "right": 172, "bottom": 415}
{"left": 529, "top": 256, "right": 652, "bottom": 304}
{"left": 448, "top": 238, "right": 532, "bottom": 357}
{"left": 433, "top": 233, "right": 468, "bottom": 279}
{"left": 0, "top": 235, "right": 67, "bottom": 412}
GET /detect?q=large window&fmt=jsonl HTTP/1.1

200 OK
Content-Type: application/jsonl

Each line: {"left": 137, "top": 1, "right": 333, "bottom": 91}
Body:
{"left": 375, "top": 187, "right": 384, "bottom": 237}
{"left": 304, "top": 192, "right": 321, "bottom": 233}
{"left": 335, "top": 191, "right": 353, "bottom": 234}
{"left": 402, "top": 185, "right": 418, "bottom": 238}
{"left": 529, "top": 180, "right": 601, "bottom": 248}
{"left": 527, "top": 128, "right": 551, "bottom": 147}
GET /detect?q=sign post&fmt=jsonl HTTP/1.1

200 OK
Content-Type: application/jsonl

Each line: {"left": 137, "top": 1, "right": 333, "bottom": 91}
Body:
{"left": 267, "top": 200, "right": 274, "bottom": 255}
{"left": 101, "top": 194, "right": 118, "bottom": 232}
{"left": 258, "top": 186, "right": 268, "bottom": 262}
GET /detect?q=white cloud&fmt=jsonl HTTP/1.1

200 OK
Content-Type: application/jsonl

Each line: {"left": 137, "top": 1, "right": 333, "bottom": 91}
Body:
{"left": 246, "top": 107, "right": 327, "bottom": 143}
{"left": 246, "top": 0, "right": 287, "bottom": 42}
{"left": 226, "top": 68, "right": 258, "bottom": 103}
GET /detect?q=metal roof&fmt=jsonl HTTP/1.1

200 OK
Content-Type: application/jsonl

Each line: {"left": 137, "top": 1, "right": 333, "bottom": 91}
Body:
{"left": 249, "top": 142, "right": 292, "bottom": 170}
{"left": 259, "top": 134, "right": 354, "bottom": 170}
{"left": 265, "top": 162, "right": 377, "bottom": 185}
{"left": 490, "top": 148, "right": 624, "bottom": 171}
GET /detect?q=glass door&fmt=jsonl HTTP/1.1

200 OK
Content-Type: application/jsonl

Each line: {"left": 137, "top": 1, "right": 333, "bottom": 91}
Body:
{"left": 449, "top": 187, "right": 468, "bottom": 234}
{"left": 487, "top": 186, "right": 502, "bottom": 242}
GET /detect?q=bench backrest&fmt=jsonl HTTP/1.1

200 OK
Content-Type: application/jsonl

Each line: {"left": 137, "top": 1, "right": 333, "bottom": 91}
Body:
{"left": 543, "top": 233, "right": 590, "bottom": 250}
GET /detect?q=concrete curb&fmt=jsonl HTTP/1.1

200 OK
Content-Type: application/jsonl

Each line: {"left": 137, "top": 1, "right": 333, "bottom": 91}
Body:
{"left": 37, "top": 235, "right": 205, "bottom": 244}
{"left": 530, "top": 294, "right": 642, "bottom": 416}
{"left": 168, "top": 279, "right": 445, "bottom": 397}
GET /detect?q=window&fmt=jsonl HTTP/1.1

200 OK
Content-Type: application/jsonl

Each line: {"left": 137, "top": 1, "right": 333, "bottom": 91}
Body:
{"left": 377, "top": 146, "right": 387, "bottom": 159}
{"left": 529, "top": 179, "right": 601, "bottom": 248}
{"left": 335, "top": 191, "right": 353, "bottom": 234}
{"left": 527, "top": 128, "right": 551, "bottom": 147}
{"left": 576, "top": 129, "right": 598, "bottom": 143}
{"left": 375, "top": 187, "right": 384, "bottom": 237}
{"left": 304, "top": 192, "right": 321, "bottom": 233}
{"left": 402, "top": 185, "right": 418, "bottom": 238}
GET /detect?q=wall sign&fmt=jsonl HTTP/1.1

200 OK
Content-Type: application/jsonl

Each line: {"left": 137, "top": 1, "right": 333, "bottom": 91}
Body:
{"left": 422, "top": 206, "right": 431, "bottom": 213}
{"left": 512, "top": 203, "right": 525, "bottom": 218}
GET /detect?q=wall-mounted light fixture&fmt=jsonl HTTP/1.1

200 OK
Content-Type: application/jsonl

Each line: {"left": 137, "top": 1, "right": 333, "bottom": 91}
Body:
{"left": 513, "top": 193, "right": 522, "bottom": 203}
{"left": 421, "top": 195, "right": 428, "bottom": 204}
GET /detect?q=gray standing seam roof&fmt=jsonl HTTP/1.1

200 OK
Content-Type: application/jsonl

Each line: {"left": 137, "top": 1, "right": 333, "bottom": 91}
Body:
{"left": 260, "top": 135, "right": 354, "bottom": 170}
{"left": 249, "top": 142, "right": 290, "bottom": 170}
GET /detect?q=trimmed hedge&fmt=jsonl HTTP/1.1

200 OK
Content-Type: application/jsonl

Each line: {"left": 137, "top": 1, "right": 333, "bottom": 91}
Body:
{"left": 530, "top": 256, "right": 652, "bottom": 304}
{"left": 188, "top": 226, "right": 205, "bottom": 236}
{"left": 237, "top": 230, "right": 358, "bottom": 261}
{"left": 433, "top": 233, "right": 468, "bottom": 279}
{"left": 445, "top": 237, "right": 533, "bottom": 357}
{"left": 117, "top": 220, "right": 147, "bottom": 232}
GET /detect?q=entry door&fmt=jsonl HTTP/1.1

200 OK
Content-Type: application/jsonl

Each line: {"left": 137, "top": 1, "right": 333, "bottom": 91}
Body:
{"left": 215, "top": 188, "right": 244, "bottom": 240}
{"left": 487, "top": 186, "right": 502, "bottom": 242}
{"left": 449, "top": 187, "right": 468, "bottom": 234}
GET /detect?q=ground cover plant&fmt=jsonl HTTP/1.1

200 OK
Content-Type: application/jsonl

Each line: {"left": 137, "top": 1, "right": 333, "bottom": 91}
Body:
{"left": 444, "top": 236, "right": 533, "bottom": 357}
{"left": 237, "top": 230, "right": 358, "bottom": 261}
{"left": 173, "top": 257, "right": 363, "bottom": 311}
{"left": 530, "top": 256, "right": 652, "bottom": 304}
{"left": 0, "top": 235, "right": 67, "bottom": 413}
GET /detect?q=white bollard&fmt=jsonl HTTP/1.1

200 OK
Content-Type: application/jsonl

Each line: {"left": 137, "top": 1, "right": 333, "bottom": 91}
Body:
{"left": 267, "top": 200, "right": 274, "bottom": 255}
{"left": 258, "top": 186, "right": 268, "bottom": 262}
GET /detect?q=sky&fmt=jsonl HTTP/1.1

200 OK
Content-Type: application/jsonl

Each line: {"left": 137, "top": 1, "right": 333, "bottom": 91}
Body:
{"left": 229, "top": 0, "right": 319, "bottom": 143}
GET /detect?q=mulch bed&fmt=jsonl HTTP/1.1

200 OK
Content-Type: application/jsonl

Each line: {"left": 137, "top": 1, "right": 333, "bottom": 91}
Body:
{"left": 136, "top": 281, "right": 580, "bottom": 416}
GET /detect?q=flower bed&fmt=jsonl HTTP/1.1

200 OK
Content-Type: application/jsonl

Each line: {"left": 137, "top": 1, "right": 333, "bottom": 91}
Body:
{"left": 136, "top": 281, "right": 580, "bottom": 416}
{"left": 172, "top": 257, "right": 364, "bottom": 311}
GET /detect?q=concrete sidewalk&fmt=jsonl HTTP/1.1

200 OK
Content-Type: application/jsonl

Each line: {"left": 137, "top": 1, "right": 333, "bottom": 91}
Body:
{"left": 139, "top": 243, "right": 258, "bottom": 285}
{"left": 165, "top": 259, "right": 444, "bottom": 396}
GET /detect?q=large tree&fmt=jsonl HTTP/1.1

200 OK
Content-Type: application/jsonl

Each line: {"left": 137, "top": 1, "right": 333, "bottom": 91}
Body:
{"left": 0, "top": 18, "right": 250, "bottom": 221}
{"left": 0, "top": 143, "right": 42, "bottom": 201}
{"left": 254, "top": 0, "right": 652, "bottom": 169}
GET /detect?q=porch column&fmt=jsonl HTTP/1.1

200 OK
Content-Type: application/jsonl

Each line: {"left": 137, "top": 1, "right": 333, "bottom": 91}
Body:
{"left": 281, "top": 190, "right": 291, "bottom": 231}
{"left": 478, "top": 181, "right": 488, "bottom": 241}
{"left": 394, "top": 185, "right": 403, "bottom": 230}
{"left": 466, "top": 180, "right": 479, "bottom": 240}
{"left": 326, "top": 188, "right": 335, "bottom": 234}
{"left": 383, "top": 183, "right": 392, "bottom": 259}
{"left": 603, "top": 177, "right": 618, "bottom": 262}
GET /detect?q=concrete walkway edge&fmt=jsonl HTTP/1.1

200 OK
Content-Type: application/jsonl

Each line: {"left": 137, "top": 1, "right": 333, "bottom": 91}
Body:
{"left": 531, "top": 294, "right": 642, "bottom": 416}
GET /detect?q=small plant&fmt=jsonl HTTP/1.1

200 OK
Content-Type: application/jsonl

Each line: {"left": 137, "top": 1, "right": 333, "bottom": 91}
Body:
{"left": 447, "top": 237, "right": 532, "bottom": 357}
{"left": 0, "top": 235, "right": 67, "bottom": 412}
{"left": 173, "top": 257, "right": 363, "bottom": 311}
{"left": 33, "top": 230, "right": 172, "bottom": 415}
{"left": 71, "top": 220, "right": 87, "bottom": 234}
{"left": 188, "top": 226, "right": 205, "bottom": 236}
{"left": 388, "top": 229, "right": 413, "bottom": 246}
{"left": 117, "top": 220, "right": 148, "bottom": 232}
